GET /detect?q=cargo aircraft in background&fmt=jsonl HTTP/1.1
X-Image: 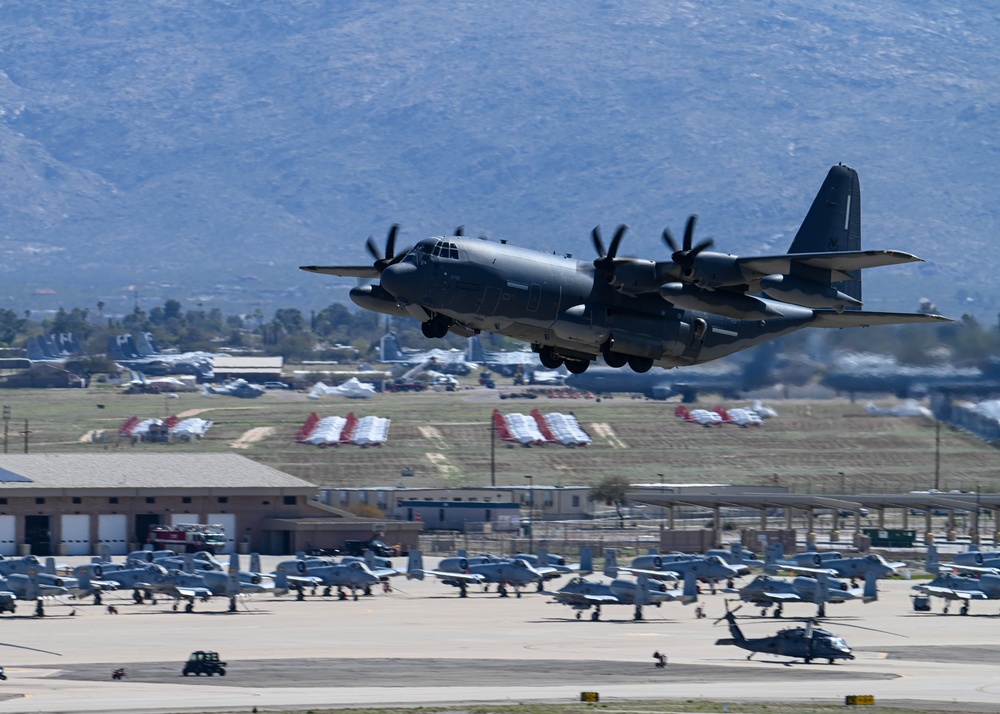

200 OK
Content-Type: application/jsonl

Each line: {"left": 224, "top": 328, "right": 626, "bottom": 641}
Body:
{"left": 302, "top": 164, "right": 947, "bottom": 375}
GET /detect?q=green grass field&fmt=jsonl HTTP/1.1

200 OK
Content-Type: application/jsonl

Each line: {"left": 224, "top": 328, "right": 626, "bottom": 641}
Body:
{"left": 1, "top": 385, "right": 997, "bottom": 495}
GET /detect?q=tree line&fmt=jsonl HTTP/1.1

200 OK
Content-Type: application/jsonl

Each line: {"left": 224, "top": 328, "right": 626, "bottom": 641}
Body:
{"left": 1, "top": 300, "right": 998, "bottom": 368}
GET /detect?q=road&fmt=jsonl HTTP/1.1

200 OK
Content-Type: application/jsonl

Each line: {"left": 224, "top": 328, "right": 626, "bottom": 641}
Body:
{"left": 0, "top": 557, "right": 998, "bottom": 713}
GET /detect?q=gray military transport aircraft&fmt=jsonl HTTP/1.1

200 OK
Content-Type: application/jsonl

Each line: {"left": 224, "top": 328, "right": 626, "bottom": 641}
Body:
{"left": 302, "top": 164, "right": 947, "bottom": 374}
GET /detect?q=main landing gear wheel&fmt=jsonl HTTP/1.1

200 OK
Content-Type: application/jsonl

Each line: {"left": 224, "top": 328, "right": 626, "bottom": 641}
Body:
{"left": 565, "top": 359, "right": 589, "bottom": 374}
{"left": 628, "top": 356, "right": 653, "bottom": 373}
{"left": 601, "top": 344, "right": 628, "bottom": 368}
{"left": 538, "top": 346, "right": 563, "bottom": 369}
{"left": 421, "top": 315, "right": 450, "bottom": 339}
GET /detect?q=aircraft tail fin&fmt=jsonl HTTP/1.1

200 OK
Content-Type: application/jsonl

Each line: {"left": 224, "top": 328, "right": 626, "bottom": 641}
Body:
{"left": 274, "top": 567, "right": 288, "bottom": 591}
{"left": 379, "top": 332, "right": 406, "bottom": 362}
{"left": 579, "top": 547, "right": 593, "bottom": 575}
{"left": 226, "top": 553, "right": 241, "bottom": 598}
{"left": 538, "top": 546, "right": 549, "bottom": 567}
{"left": 788, "top": 163, "right": 862, "bottom": 307}
{"left": 466, "top": 335, "right": 486, "bottom": 363}
{"left": 250, "top": 553, "right": 261, "bottom": 574}
{"left": 603, "top": 549, "right": 619, "bottom": 578}
{"left": 45, "top": 557, "right": 56, "bottom": 575}
{"left": 814, "top": 571, "right": 831, "bottom": 604}
{"left": 75, "top": 566, "right": 92, "bottom": 591}
{"left": 635, "top": 573, "right": 651, "bottom": 606}
{"left": 681, "top": 569, "right": 698, "bottom": 604}
{"left": 862, "top": 570, "right": 878, "bottom": 603}
{"left": 407, "top": 550, "right": 425, "bottom": 580}
{"left": 764, "top": 542, "right": 782, "bottom": 573}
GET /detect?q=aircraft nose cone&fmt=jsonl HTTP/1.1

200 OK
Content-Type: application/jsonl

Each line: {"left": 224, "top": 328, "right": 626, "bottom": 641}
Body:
{"left": 380, "top": 261, "right": 418, "bottom": 300}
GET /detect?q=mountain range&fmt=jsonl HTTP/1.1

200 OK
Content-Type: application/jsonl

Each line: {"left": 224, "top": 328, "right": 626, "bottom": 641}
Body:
{"left": 0, "top": 1, "right": 995, "bottom": 321}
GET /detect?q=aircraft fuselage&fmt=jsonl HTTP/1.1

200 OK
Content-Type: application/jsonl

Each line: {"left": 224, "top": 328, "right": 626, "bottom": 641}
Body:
{"left": 362, "top": 237, "right": 814, "bottom": 369}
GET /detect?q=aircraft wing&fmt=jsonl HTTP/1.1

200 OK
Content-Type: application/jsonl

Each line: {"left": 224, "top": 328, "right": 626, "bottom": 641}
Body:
{"left": 299, "top": 265, "right": 380, "bottom": 279}
{"left": 772, "top": 566, "right": 839, "bottom": 576}
{"left": 811, "top": 311, "right": 951, "bottom": 328}
{"left": 737, "top": 249, "right": 923, "bottom": 279}
{"left": 175, "top": 586, "right": 213, "bottom": 600}
{"left": 615, "top": 566, "right": 680, "bottom": 581}
{"left": 551, "top": 592, "right": 620, "bottom": 605}
{"left": 919, "top": 586, "right": 988, "bottom": 600}
{"left": 945, "top": 564, "right": 1000, "bottom": 576}
{"left": 285, "top": 575, "right": 324, "bottom": 588}
{"left": 422, "top": 569, "right": 486, "bottom": 584}
{"left": 533, "top": 566, "right": 565, "bottom": 581}
{"left": 757, "top": 592, "right": 802, "bottom": 601}
{"left": 367, "top": 567, "right": 402, "bottom": 579}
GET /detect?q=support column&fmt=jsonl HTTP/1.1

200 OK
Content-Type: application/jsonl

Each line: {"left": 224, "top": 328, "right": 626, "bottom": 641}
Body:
{"left": 713, "top": 506, "right": 721, "bottom": 548}
{"left": 759, "top": 508, "right": 768, "bottom": 532}
{"left": 668, "top": 504, "right": 675, "bottom": 531}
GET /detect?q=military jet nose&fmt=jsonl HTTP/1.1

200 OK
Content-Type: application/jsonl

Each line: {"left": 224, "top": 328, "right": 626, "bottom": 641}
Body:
{"left": 380, "top": 261, "right": 419, "bottom": 300}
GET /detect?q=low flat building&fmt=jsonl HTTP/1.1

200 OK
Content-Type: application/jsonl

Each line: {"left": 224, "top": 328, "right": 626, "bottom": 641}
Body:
{"left": 0, "top": 454, "right": 421, "bottom": 556}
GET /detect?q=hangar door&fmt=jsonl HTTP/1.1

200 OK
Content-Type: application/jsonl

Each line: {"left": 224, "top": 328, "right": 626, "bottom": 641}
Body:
{"left": 171, "top": 513, "right": 201, "bottom": 526}
{"left": 60, "top": 515, "right": 91, "bottom": 556}
{"left": 0, "top": 515, "right": 15, "bottom": 556}
{"left": 207, "top": 513, "right": 236, "bottom": 553}
{"left": 97, "top": 514, "right": 128, "bottom": 556}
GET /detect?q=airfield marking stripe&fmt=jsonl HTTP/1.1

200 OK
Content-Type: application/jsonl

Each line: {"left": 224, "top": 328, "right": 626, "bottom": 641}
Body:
{"left": 591, "top": 422, "right": 627, "bottom": 449}
{"left": 425, "top": 452, "right": 459, "bottom": 478}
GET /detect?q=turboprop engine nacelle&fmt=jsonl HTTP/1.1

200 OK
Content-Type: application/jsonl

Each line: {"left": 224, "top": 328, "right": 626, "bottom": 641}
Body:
{"left": 759, "top": 274, "right": 862, "bottom": 311}
{"left": 659, "top": 283, "right": 786, "bottom": 321}
{"left": 349, "top": 284, "right": 409, "bottom": 317}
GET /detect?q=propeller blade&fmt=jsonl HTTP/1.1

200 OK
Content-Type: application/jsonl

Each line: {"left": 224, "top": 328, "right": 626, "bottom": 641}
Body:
{"left": 688, "top": 239, "right": 715, "bottom": 261}
{"left": 455, "top": 226, "right": 464, "bottom": 236}
{"left": 365, "top": 236, "right": 384, "bottom": 263}
{"left": 591, "top": 226, "right": 606, "bottom": 259}
{"left": 384, "top": 224, "right": 399, "bottom": 261}
{"left": 607, "top": 224, "right": 627, "bottom": 260}
{"left": 683, "top": 215, "right": 698, "bottom": 251}
{"left": 662, "top": 227, "right": 680, "bottom": 254}
{"left": 387, "top": 247, "right": 413, "bottom": 267}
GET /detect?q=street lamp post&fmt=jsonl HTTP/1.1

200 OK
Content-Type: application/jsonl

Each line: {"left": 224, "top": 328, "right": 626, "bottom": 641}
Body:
{"left": 525, "top": 475, "right": 534, "bottom": 550}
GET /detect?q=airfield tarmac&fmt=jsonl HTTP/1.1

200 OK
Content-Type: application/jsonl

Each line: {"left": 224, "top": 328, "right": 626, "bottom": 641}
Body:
{"left": 1, "top": 557, "right": 1000, "bottom": 713}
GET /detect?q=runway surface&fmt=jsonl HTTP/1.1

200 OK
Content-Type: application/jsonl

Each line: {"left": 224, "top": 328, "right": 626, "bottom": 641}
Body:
{"left": 0, "top": 556, "right": 998, "bottom": 713}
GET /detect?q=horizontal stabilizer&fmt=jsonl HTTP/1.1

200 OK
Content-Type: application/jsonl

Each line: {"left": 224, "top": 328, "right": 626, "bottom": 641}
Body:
{"left": 300, "top": 265, "right": 380, "bottom": 278}
{"left": 739, "top": 249, "right": 922, "bottom": 279}
{"left": 811, "top": 311, "right": 951, "bottom": 328}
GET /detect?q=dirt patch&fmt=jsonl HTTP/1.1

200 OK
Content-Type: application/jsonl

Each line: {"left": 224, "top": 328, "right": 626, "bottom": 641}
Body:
{"left": 230, "top": 427, "right": 274, "bottom": 449}
{"left": 176, "top": 406, "right": 265, "bottom": 419}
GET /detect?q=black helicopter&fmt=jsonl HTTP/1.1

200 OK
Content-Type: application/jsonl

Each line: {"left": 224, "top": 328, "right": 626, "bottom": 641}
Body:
{"left": 715, "top": 606, "right": 883, "bottom": 664}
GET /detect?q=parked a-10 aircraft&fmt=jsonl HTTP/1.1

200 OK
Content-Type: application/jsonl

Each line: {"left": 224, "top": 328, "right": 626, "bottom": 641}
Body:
{"left": 302, "top": 165, "right": 947, "bottom": 374}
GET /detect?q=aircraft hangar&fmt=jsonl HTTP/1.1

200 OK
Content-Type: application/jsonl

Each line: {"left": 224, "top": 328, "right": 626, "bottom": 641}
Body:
{"left": 627, "top": 486, "right": 1000, "bottom": 547}
{"left": 0, "top": 453, "right": 421, "bottom": 557}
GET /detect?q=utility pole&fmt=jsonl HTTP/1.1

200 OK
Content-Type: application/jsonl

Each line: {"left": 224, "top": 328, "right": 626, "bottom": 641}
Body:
{"left": 2, "top": 405, "right": 9, "bottom": 454}
{"left": 21, "top": 419, "right": 29, "bottom": 454}
{"left": 524, "top": 475, "right": 534, "bottom": 553}
{"left": 934, "top": 419, "right": 941, "bottom": 490}
{"left": 490, "top": 418, "right": 496, "bottom": 487}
